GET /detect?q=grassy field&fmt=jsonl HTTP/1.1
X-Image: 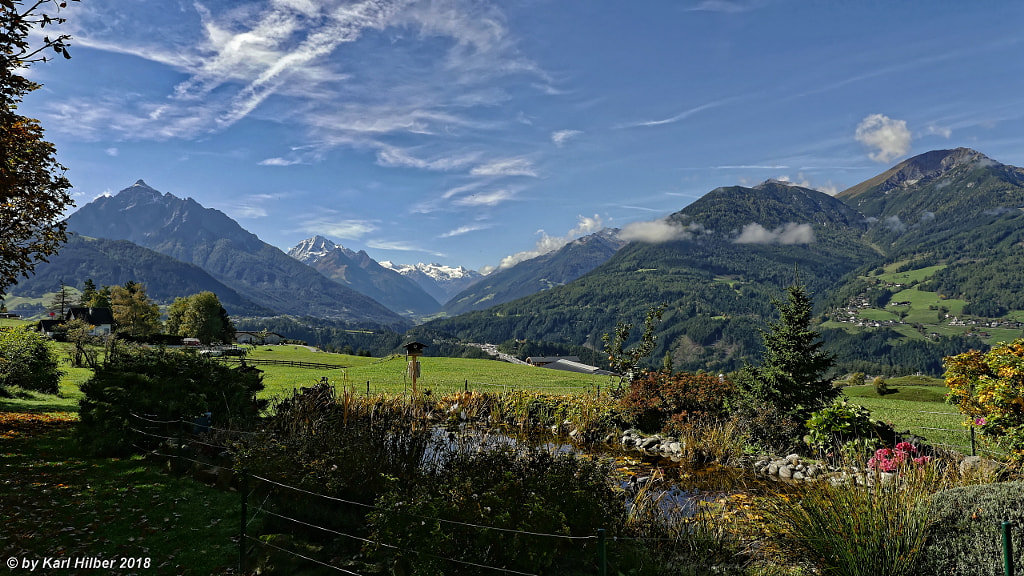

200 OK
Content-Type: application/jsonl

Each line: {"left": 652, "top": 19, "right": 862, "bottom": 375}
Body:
{"left": 243, "top": 345, "right": 613, "bottom": 398}
{"left": 842, "top": 383, "right": 990, "bottom": 455}
{"left": 0, "top": 413, "right": 240, "bottom": 575}
{"left": 875, "top": 264, "right": 947, "bottom": 284}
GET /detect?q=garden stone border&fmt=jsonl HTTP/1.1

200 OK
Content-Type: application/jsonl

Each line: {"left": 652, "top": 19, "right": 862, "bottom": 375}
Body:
{"left": 617, "top": 429, "right": 1001, "bottom": 486}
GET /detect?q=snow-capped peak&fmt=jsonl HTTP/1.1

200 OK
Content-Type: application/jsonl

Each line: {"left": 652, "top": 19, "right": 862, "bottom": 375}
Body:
{"left": 288, "top": 235, "right": 338, "bottom": 264}
{"left": 380, "top": 261, "right": 479, "bottom": 282}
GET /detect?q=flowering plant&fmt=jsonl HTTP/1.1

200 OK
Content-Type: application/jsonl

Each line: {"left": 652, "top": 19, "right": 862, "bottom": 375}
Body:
{"left": 944, "top": 339, "right": 1024, "bottom": 463}
{"left": 867, "top": 442, "right": 931, "bottom": 472}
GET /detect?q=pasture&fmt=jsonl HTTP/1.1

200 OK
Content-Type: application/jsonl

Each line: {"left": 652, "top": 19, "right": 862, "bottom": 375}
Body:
{"left": 243, "top": 345, "right": 612, "bottom": 398}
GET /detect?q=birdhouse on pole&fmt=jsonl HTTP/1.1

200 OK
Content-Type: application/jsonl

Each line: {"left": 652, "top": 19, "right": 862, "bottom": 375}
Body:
{"left": 403, "top": 341, "right": 427, "bottom": 394}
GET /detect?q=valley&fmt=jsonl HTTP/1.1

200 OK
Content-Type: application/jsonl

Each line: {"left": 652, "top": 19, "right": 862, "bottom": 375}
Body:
{"left": 6, "top": 148, "right": 1024, "bottom": 378}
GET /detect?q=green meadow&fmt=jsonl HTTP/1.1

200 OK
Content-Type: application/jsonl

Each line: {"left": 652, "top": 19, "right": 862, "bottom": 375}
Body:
{"left": 244, "top": 345, "right": 611, "bottom": 398}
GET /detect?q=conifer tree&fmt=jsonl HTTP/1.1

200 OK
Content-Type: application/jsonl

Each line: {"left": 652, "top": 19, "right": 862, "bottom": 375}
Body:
{"left": 742, "top": 281, "right": 837, "bottom": 425}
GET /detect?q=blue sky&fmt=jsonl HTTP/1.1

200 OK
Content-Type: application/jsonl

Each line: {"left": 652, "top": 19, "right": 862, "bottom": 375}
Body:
{"left": 21, "top": 0, "right": 1024, "bottom": 273}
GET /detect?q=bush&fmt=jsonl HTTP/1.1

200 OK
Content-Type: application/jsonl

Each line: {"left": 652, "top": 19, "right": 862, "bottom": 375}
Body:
{"left": 0, "top": 327, "right": 63, "bottom": 395}
{"left": 77, "top": 346, "right": 264, "bottom": 455}
{"left": 760, "top": 470, "right": 934, "bottom": 576}
{"left": 728, "top": 394, "right": 802, "bottom": 455}
{"left": 917, "top": 481, "right": 1024, "bottom": 576}
{"left": 804, "top": 399, "right": 897, "bottom": 460}
{"left": 619, "top": 371, "right": 736, "bottom": 433}
{"left": 873, "top": 376, "right": 889, "bottom": 396}
{"left": 368, "top": 446, "right": 625, "bottom": 576}
{"left": 945, "top": 340, "right": 1024, "bottom": 463}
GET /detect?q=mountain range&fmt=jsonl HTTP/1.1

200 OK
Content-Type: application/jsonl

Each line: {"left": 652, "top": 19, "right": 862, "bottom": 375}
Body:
{"left": 287, "top": 236, "right": 442, "bottom": 317}
{"left": 426, "top": 148, "right": 1024, "bottom": 374}
{"left": 7, "top": 148, "right": 1023, "bottom": 376}
{"left": 60, "top": 181, "right": 411, "bottom": 328}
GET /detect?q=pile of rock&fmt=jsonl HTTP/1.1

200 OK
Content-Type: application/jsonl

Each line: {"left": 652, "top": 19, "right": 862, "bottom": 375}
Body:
{"left": 618, "top": 428, "right": 1004, "bottom": 486}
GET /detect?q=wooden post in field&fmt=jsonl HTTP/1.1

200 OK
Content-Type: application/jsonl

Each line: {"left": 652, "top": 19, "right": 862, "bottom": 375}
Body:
{"left": 403, "top": 341, "right": 428, "bottom": 396}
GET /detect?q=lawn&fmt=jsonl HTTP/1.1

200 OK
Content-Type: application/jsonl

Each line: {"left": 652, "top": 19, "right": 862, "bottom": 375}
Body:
{"left": 242, "top": 345, "right": 611, "bottom": 398}
{"left": 0, "top": 413, "right": 240, "bottom": 575}
{"left": 842, "top": 384, "right": 989, "bottom": 455}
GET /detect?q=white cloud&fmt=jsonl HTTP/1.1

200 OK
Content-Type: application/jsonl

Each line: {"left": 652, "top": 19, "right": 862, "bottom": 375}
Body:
{"left": 855, "top": 114, "right": 912, "bottom": 163}
{"left": 453, "top": 189, "right": 516, "bottom": 207}
{"left": 376, "top": 146, "right": 481, "bottom": 171}
{"left": 470, "top": 157, "right": 537, "bottom": 177}
{"left": 259, "top": 156, "right": 304, "bottom": 166}
{"left": 439, "top": 223, "right": 491, "bottom": 238}
{"left": 733, "top": 222, "right": 815, "bottom": 245}
{"left": 232, "top": 205, "right": 269, "bottom": 218}
{"left": 883, "top": 215, "right": 906, "bottom": 234}
{"left": 366, "top": 239, "right": 445, "bottom": 255}
{"left": 551, "top": 129, "right": 582, "bottom": 147}
{"left": 105, "top": 147, "right": 119, "bottom": 157}
{"left": 54, "top": 0, "right": 547, "bottom": 173}
{"left": 926, "top": 124, "right": 952, "bottom": 139}
{"left": 618, "top": 218, "right": 706, "bottom": 243}
{"left": 299, "top": 218, "right": 378, "bottom": 239}
{"left": 774, "top": 173, "right": 840, "bottom": 195}
{"left": 493, "top": 214, "right": 605, "bottom": 270}
{"left": 619, "top": 98, "right": 734, "bottom": 128}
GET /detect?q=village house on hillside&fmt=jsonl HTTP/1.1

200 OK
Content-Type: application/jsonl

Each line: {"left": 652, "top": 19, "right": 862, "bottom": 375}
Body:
{"left": 39, "top": 307, "right": 114, "bottom": 337}
{"left": 235, "top": 331, "right": 285, "bottom": 345}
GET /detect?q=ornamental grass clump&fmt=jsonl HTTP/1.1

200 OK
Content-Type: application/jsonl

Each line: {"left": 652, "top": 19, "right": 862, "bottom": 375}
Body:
{"left": 758, "top": 466, "right": 937, "bottom": 576}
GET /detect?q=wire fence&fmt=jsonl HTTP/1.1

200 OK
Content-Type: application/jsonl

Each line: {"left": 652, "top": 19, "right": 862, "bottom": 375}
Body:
{"left": 125, "top": 409, "right": 1023, "bottom": 575}
{"left": 123, "top": 413, "right": 654, "bottom": 575}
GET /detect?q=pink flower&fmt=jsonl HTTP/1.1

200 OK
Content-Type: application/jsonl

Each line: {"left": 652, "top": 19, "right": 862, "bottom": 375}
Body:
{"left": 974, "top": 417, "right": 987, "bottom": 426}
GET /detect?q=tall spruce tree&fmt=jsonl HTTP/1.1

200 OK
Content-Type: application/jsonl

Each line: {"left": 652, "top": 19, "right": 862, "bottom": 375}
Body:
{"left": 742, "top": 281, "right": 837, "bottom": 425}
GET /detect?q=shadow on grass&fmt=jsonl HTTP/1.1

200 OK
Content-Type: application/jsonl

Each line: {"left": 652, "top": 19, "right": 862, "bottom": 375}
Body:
{"left": 1, "top": 413, "right": 240, "bottom": 576}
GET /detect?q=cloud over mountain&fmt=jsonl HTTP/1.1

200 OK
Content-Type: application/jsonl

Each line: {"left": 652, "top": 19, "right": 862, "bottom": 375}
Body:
{"left": 856, "top": 114, "right": 912, "bottom": 163}
{"left": 733, "top": 222, "right": 815, "bottom": 245}
{"left": 617, "top": 218, "right": 707, "bottom": 243}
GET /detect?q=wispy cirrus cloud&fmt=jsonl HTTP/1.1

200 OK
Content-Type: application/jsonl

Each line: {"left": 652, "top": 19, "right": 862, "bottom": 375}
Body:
{"left": 439, "top": 223, "right": 492, "bottom": 238}
{"left": 298, "top": 217, "right": 378, "bottom": 239}
{"left": 453, "top": 189, "right": 516, "bottom": 207}
{"left": 551, "top": 129, "right": 582, "bottom": 147}
{"left": 469, "top": 157, "right": 537, "bottom": 177}
{"left": 52, "top": 0, "right": 545, "bottom": 163}
{"left": 618, "top": 99, "right": 734, "bottom": 128}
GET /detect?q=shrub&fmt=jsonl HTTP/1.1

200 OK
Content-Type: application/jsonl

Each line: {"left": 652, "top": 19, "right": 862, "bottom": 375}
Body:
{"left": 619, "top": 371, "right": 736, "bottom": 434}
{"left": 760, "top": 469, "right": 934, "bottom": 576}
{"left": 77, "top": 346, "right": 264, "bottom": 455}
{"left": 804, "top": 399, "right": 897, "bottom": 460}
{"left": 944, "top": 340, "right": 1024, "bottom": 463}
{"left": 728, "top": 394, "right": 803, "bottom": 455}
{"left": 917, "top": 481, "right": 1024, "bottom": 576}
{"left": 873, "top": 376, "right": 889, "bottom": 396}
{"left": 0, "top": 327, "right": 63, "bottom": 395}
{"left": 368, "top": 446, "right": 625, "bottom": 576}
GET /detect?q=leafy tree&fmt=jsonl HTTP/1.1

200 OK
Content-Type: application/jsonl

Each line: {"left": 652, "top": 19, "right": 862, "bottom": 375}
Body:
{"left": 602, "top": 304, "right": 665, "bottom": 389}
{"left": 945, "top": 339, "right": 1024, "bottom": 464}
{"left": 739, "top": 281, "right": 837, "bottom": 427}
{"left": 110, "top": 281, "right": 161, "bottom": 338}
{"left": 0, "top": 0, "right": 78, "bottom": 294}
{"left": 46, "top": 280, "right": 74, "bottom": 317}
{"left": 166, "top": 291, "right": 235, "bottom": 344}
{"left": 63, "top": 317, "right": 104, "bottom": 369}
{"left": 0, "top": 326, "right": 62, "bottom": 394}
